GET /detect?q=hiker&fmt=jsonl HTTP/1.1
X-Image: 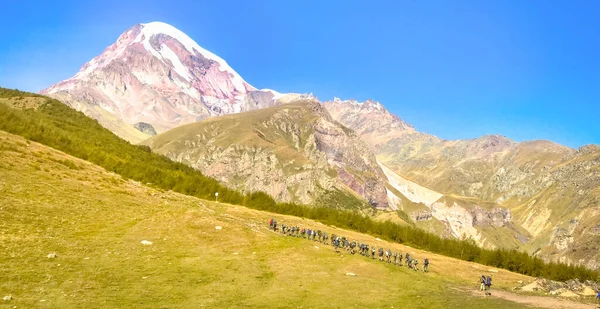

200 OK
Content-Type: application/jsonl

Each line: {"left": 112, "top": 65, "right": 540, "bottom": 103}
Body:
{"left": 484, "top": 275, "right": 492, "bottom": 296}
{"left": 413, "top": 258, "right": 419, "bottom": 272}
{"left": 273, "top": 221, "right": 278, "bottom": 231}
{"left": 406, "top": 254, "right": 412, "bottom": 269}
{"left": 398, "top": 252, "right": 403, "bottom": 266}
{"left": 371, "top": 247, "right": 376, "bottom": 259}
{"left": 423, "top": 258, "right": 429, "bottom": 272}
{"left": 479, "top": 275, "right": 486, "bottom": 291}
{"left": 378, "top": 248, "right": 384, "bottom": 261}
{"left": 269, "top": 218, "right": 274, "bottom": 229}
{"left": 392, "top": 251, "right": 397, "bottom": 265}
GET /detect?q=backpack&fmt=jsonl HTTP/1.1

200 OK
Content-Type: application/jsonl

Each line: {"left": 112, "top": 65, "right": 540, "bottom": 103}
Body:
{"left": 486, "top": 276, "right": 492, "bottom": 286}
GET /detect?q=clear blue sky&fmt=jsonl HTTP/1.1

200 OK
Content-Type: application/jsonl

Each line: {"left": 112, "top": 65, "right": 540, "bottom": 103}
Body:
{"left": 1, "top": 0, "right": 599, "bottom": 148}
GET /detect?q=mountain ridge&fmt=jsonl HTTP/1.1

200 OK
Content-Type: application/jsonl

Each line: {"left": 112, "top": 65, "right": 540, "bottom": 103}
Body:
{"left": 41, "top": 21, "right": 311, "bottom": 143}
{"left": 324, "top": 97, "right": 600, "bottom": 270}
{"left": 142, "top": 99, "right": 390, "bottom": 209}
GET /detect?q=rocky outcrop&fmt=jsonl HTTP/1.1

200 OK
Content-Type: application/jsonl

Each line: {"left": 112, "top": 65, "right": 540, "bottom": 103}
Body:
{"left": 472, "top": 207, "right": 512, "bottom": 228}
{"left": 323, "top": 98, "right": 417, "bottom": 150}
{"left": 134, "top": 122, "right": 157, "bottom": 136}
{"left": 519, "top": 278, "right": 600, "bottom": 295}
{"left": 411, "top": 210, "right": 433, "bottom": 222}
{"left": 143, "top": 100, "right": 389, "bottom": 208}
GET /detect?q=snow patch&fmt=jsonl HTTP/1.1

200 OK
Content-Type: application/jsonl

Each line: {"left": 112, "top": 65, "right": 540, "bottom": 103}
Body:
{"left": 135, "top": 21, "right": 253, "bottom": 92}
{"left": 386, "top": 189, "right": 401, "bottom": 211}
{"left": 159, "top": 43, "right": 191, "bottom": 81}
{"left": 260, "top": 88, "right": 284, "bottom": 99}
{"left": 74, "top": 58, "right": 99, "bottom": 79}
{"left": 171, "top": 76, "right": 200, "bottom": 99}
{"left": 378, "top": 161, "right": 442, "bottom": 206}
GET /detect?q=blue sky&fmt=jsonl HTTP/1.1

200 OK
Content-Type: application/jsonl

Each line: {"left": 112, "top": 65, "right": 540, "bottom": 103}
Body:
{"left": 1, "top": 0, "right": 599, "bottom": 148}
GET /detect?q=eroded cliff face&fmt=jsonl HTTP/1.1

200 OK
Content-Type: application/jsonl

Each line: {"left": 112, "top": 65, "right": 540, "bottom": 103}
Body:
{"left": 325, "top": 98, "right": 600, "bottom": 269}
{"left": 143, "top": 100, "right": 389, "bottom": 208}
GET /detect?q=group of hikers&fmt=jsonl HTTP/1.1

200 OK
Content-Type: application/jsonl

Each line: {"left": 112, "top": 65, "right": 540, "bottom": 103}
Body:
{"left": 267, "top": 219, "right": 600, "bottom": 300}
{"left": 268, "top": 219, "right": 430, "bottom": 273}
{"left": 479, "top": 274, "right": 493, "bottom": 296}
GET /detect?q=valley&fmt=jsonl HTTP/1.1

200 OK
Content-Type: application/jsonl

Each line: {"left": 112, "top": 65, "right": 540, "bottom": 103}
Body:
{"left": 0, "top": 129, "right": 596, "bottom": 308}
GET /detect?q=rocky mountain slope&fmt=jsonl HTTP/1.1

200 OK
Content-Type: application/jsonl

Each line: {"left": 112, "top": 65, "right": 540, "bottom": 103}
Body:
{"left": 324, "top": 98, "right": 600, "bottom": 269}
{"left": 41, "top": 22, "right": 309, "bottom": 143}
{"left": 143, "top": 100, "right": 389, "bottom": 208}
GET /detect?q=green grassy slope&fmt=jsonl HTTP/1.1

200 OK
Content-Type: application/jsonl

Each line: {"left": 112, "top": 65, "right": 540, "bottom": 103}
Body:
{"left": 0, "top": 88, "right": 251, "bottom": 206}
{"left": 0, "top": 88, "right": 597, "bottom": 282}
{"left": 0, "top": 130, "right": 544, "bottom": 308}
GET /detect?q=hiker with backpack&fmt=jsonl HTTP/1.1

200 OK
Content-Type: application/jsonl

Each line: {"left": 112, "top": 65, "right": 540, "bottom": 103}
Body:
{"left": 484, "top": 275, "right": 492, "bottom": 296}
{"left": 479, "top": 275, "right": 486, "bottom": 292}
{"left": 423, "top": 258, "right": 429, "bottom": 272}
{"left": 413, "top": 258, "right": 419, "bottom": 271}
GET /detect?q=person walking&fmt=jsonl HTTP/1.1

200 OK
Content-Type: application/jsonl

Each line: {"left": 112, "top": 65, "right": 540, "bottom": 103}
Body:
{"left": 484, "top": 275, "right": 492, "bottom": 296}
{"left": 479, "top": 275, "right": 486, "bottom": 292}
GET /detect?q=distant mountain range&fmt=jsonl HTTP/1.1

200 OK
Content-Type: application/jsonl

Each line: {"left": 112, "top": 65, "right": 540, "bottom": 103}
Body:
{"left": 42, "top": 21, "right": 600, "bottom": 270}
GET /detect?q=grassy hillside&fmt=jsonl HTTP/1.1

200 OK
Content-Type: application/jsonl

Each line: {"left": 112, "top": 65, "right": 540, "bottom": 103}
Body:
{"left": 142, "top": 100, "right": 381, "bottom": 208}
{"left": 0, "top": 130, "right": 563, "bottom": 308}
{"left": 0, "top": 88, "right": 252, "bottom": 206}
{"left": 0, "top": 88, "right": 597, "bottom": 282}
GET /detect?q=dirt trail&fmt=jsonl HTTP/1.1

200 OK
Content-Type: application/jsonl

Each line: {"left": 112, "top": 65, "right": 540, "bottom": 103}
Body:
{"left": 471, "top": 289, "right": 597, "bottom": 309}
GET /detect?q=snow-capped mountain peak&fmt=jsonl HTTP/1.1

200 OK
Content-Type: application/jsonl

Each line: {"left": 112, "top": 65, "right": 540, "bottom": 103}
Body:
{"left": 132, "top": 22, "right": 251, "bottom": 91}
{"left": 40, "top": 21, "right": 284, "bottom": 142}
